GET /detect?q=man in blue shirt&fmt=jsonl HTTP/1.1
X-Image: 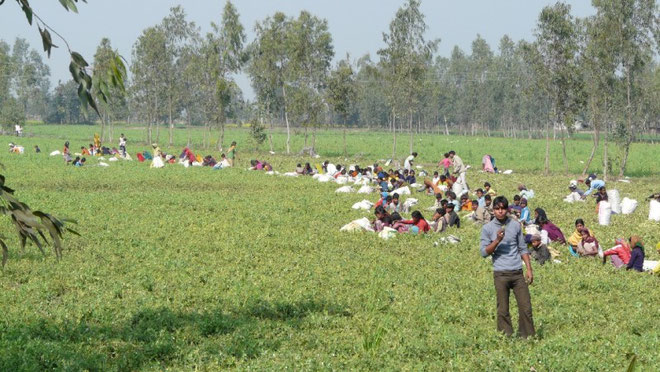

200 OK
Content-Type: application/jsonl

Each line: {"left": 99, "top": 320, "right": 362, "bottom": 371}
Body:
{"left": 480, "top": 196, "right": 535, "bottom": 338}
{"left": 582, "top": 178, "right": 605, "bottom": 198}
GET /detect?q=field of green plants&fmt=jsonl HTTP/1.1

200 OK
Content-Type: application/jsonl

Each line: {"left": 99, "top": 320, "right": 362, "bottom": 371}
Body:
{"left": 1, "top": 124, "right": 659, "bottom": 370}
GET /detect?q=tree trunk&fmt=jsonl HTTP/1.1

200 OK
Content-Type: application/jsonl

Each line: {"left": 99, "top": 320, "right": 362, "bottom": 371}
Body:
{"left": 304, "top": 126, "right": 308, "bottom": 148}
{"left": 168, "top": 98, "right": 174, "bottom": 146}
{"left": 282, "top": 85, "right": 291, "bottom": 154}
{"left": 443, "top": 115, "right": 449, "bottom": 136}
{"left": 186, "top": 112, "right": 192, "bottom": 147}
{"left": 268, "top": 120, "right": 274, "bottom": 153}
{"left": 603, "top": 124, "right": 609, "bottom": 181}
{"left": 216, "top": 123, "right": 225, "bottom": 151}
{"left": 408, "top": 111, "right": 413, "bottom": 155}
{"left": 582, "top": 107, "right": 599, "bottom": 176}
{"left": 619, "top": 70, "right": 633, "bottom": 178}
{"left": 312, "top": 126, "right": 316, "bottom": 153}
{"left": 544, "top": 121, "right": 550, "bottom": 176}
{"left": 391, "top": 108, "right": 397, "bottom": 159}
{"left": 343, "top": 121, "right": 347, "bottom": 158}
{"left": 560, "top": 122, "right": 569, "bottom": 174}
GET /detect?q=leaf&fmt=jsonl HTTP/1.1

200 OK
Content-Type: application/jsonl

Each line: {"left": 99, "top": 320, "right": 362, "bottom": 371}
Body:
{"left": 70, "top": 52, "right": 88, "bottom": 67}
{"left": 38, "top": 26, "right": 58, "bottom": 58}
{"left": 70, "top": 62, "right": 81, "bottom": 83}
{"left": 20, "top": 0, "right": 33, "bottom": 25}
{"left": 626, "top": 354, "right": 636, "bottom": 372}
{"left": 0, "top": 239, "right": 7, "bottom": 267}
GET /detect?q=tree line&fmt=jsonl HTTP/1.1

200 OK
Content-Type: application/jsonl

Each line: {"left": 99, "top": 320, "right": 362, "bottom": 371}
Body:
{"left": 1, "top": 0, "right": 658, "bottom": 177}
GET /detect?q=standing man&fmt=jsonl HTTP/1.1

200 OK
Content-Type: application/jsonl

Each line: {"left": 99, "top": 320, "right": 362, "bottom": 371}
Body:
{"left": 449, "top": 150, "right": 468, "bottom": 191}
{"left": 227, "top": 141, "right": 237, "bottom": 167}
{"left": 480, "top": 196, "right": 535, "bottom": 338}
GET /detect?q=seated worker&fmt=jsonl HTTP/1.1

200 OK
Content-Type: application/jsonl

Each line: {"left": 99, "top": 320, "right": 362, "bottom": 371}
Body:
{"left": 81, "top": 146, "right": 90, "bottom": 156}
{"left": 567, "top": 218, "right": 593, "bottom": 254}
{"left": 386, "top": 193, "right": 402, "bottom": 214}
{"left": 475, "top": 194, "right": 494, "bottom": 225}
{"left": 519, "top": 198, "right": 531, "bottom": 225}
{"left": 484, "top": 182, "right": 496, "bottom": 196}
{"left": 296, "top": 163, "right": 304, "bottom": 175}
{"left": 460, "top": 194, "right": 473, "bottom": 211}
{"left": 475, "top": 188, "right": 486, "bottom": 208}
{"left": 430, "top": 208, "right": 447, "bottom": 233}
{"left": 530, "top": 234, "right": 551, "bottom": 265}
{"left": 397, "top": 210, "right": 430, "bottom": 234}
{"left": 444, "top": 203, "right": 460, "bottom": 228}
{"left": 576, "top": 228, "right": 599, "bottom": 257}
{"left": 602, "top": 238, "right": 631, "bottom": 268}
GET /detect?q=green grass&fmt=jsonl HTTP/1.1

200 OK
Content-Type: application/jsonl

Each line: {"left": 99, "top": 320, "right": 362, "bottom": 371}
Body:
{"left": 0, "top": 125, "right": 659, "bottom": 370}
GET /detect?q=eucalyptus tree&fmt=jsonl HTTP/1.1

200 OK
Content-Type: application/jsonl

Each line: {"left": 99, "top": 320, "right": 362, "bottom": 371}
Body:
{"left": 591, "top": 0, "right": 659, "bottom": 177}
{"left": 0, "top": 40, "right": 11, "bottom": 106}
{"left": 354, "top": 54, "right": 388, "bottom": 131}
{"left": 206, "top": 0, "right": 247, "bottom": 151}
{"left": 92, "top": 38, "right": 126, "bottom": 142}
{"left": 246, "top": 13, "right": 289, "bottom": 152}
{"left": 378, "top": 0, "right": 438, "bottom": 156}
{"left": 326, "top": 56, "right": 357, "bottom": 157}
{"left": 159, "top": 6, "right": 199, "bottom": 146}
{"left": 286, "top": 11, "right": 334, "bottom": 152}
{"left": 465, "top": 35, "right": 495, "bottom": 135}
{"left": 10, "top": 38, "right": 50, "bottom": 119}
{"left": 534, "top": 2, "right": 583, "bottom": 174}
{"left": 131, "top": 26, "right": 167, "bottom": 144}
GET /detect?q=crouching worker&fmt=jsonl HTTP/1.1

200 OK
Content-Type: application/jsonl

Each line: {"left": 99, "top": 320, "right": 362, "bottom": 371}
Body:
{"left": 393, "top": 211, "right": 429, "bottom": 234}
{"left": 480, "top": 196, "right": 535, "bottom": 338}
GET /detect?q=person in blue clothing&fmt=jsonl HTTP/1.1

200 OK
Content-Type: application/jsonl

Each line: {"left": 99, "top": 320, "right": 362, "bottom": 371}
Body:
{"left": 480, "top": 196, "right": 535, "bottom": 338}
{"left": 519, "top": 198, "right": 531, "bottom": 225}
{"left": 582, "top": 178, "right": 605, "bottom": 199}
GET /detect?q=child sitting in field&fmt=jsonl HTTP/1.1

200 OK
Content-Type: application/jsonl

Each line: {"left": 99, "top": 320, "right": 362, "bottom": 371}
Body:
{"left": 445, "top": 191, "right": 460, "bottom": 212}
{"left": 518, "top": 184, "right": 535, "bottom": 200}
{"left": 475, "top": 195, "right": 494, "bottom": 225}
{"left": 396, "top": 210, "right": 430, "bottom": 234}
{"left": 576, "top": 228, "right": 599, "bottom": 257}
{"left": 519, "top": 198, "right": 531, "bottom": 225}
{"left": 567, "top": 218, "right": 593, "bottom": 255}
{"left": 475, "top": 188, "right": 485, "bottom": 208}
{"left": 444, "top": 203, "right": 460, "bottom": 228}
{"left": 601, "top": 238, "right": 631, "bottom": 268}
{"left": 626, "top": 236, "right": 645, "bottom": 272}
{"left": 386, "top": 193, "right": 402, "bottom": 214}
{"left": 430, "top": 208, "right": 447, "bottom": 233}
{"left": 530, "top": 234, "right": 551, "bottom": 265}
{"left": 459, "top": 194, "right": 473, "bottom": 211}
{"left": 484, "top": 182, "right": 496, "bottom": 196}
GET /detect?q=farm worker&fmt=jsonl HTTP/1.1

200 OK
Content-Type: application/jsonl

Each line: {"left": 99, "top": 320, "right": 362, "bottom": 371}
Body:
{"left": 93, "top": 133, "right": 101, "bottom": 149}
{"left": 600, "top": 238, "right": 631, "bottom": 268}
{"left": 626, "top": 236, "right": 645, "bottom": 272}
{"left": 404, "top": 152, "right": 417, "bottom": 171}
{"left": 62, "top": 141, "right": 72, "bottom": 164}
{"left": 566, "top": 218, "right": 593, "bottom": 256}
{"left": 480, "top": 196, "right": 535, "bottom": 339}
{"left": 582, "top": 178, "right": 605, "bottom": 198}
{"left": 449, "top": 150, "right": 468, "bottom": 192}
{"left": 439, "top": 153, "right": 452, "bottom": 177}
{"left": 398, "top": 210, "right": 430, "bottom": 233}
{"left": 533, "top": 208, "right": 566, "bottom": 245}
{"left": 529, "top": 234, "right": 551, "bottom": 265}
{"left": 227, "top": 141, "right": 237, "bottom": 167}
{"left": 119, "top": 133, "right": 127, "bottom": 157}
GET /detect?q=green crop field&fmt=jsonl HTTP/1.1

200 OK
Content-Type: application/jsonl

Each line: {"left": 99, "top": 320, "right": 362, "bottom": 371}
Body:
{"left": 1, "top": 124, "right": 659, "bottom": 370}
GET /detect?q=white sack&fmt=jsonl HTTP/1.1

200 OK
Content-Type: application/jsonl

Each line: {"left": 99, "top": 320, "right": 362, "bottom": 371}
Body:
{"left": 393, "top": 186, "right": 411, "bottom": 196}
{"left": 352, "top": 200, "right": 374, "bottom": 210}
{"left": 621, "top": 197, "right": 638, "bottom": 215}
{"left": 643, "top": 260, "right": 659, "bottom": 272}
{"left": 502, "top": 169, "right": 513, "bottom": 174}
{"left": 649, "top": 200, "right": 660, "bottom": 222}
{"left": 151, "top": 156, "right": 165, "bottom": 168}
{"left": 402, "top": 198, "right": 418, "bottom": 213}
{"left": 378, "top": 227, "right": 397, "bottom": 240}
{"left": 108, "top": 157, "right": 118, "bottom": 162}
{"left": 317, "top": 174, "right": 334, "bottom": 183}
{"left": 336, "top": 176, "right": 348, "bottom": 185}
{"left": 283, "top": 172, "right": 299, "bottom": 177}
{"left": 598, "top": 201, "right": 611, "bottom": 226}
{"left": 357, "top": 185, "right": 374, "bottom": 194}
{"left": 452, "top": 182, "right": 463, "bottom": 197}
{"left": 49, "top": 150, "right": 61, "bottom": 156}
{"left": 340, "top": 217, "right": 374, "bottom": 232}
{"left": 608, "top": 189, "right": 621, "bottom": 214}
{"left": 98, "top": 162, "right": 109, "bottom": 167}
{"left": 335, "top": 186, "right": 354, "bottom": 193}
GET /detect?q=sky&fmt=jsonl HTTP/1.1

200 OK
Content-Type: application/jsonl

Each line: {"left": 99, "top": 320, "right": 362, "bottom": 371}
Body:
{"left": 1, "top": 0, "right": 596, "bottom": 99}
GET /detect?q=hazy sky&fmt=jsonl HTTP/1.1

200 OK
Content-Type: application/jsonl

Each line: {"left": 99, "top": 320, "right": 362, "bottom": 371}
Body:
{"left": 2, "top": 0, "right": 595, "bottom": 99}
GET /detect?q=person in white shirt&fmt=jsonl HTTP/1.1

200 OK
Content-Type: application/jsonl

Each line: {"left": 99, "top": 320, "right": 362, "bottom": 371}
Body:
{"left": 449, "top": 150, "right": 468, "bottom": 191}
{"left": 404, "top": 152, "right": 418, "bottom": 171}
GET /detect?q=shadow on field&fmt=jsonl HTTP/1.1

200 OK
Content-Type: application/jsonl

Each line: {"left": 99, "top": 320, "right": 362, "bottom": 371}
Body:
{"left": 0, "top": 299, "right": 351, "bottom": 370}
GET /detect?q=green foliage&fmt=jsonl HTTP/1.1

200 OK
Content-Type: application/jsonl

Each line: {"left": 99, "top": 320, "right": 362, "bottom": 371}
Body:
{"left": 249, "top": 121, "right": 267, "bottom": 149}
{"left": 0, "top": 97, "right": 26, "bottom": 130}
